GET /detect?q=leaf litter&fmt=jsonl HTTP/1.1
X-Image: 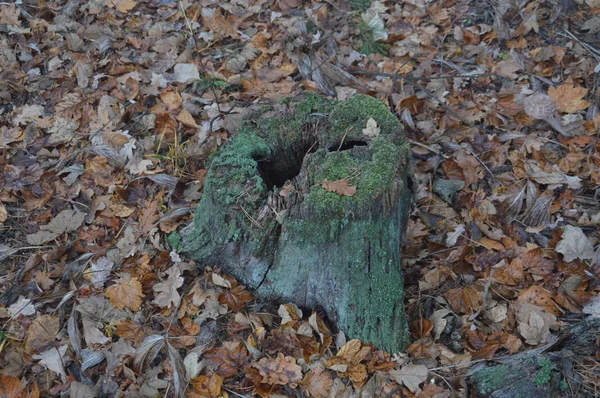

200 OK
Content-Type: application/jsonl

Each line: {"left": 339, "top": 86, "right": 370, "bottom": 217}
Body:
{"left": 0, "top": 0, "right": 599, "bottom": 396}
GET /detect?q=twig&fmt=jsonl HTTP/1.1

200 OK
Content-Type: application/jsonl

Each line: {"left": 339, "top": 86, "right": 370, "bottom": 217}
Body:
{"left": 408, "top": 139, "right": 449, "bottom": 159}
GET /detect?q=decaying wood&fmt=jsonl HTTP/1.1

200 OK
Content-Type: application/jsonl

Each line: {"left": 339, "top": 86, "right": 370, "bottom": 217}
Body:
{"left": 182, "top": 93, "right": 412, "bottom": 352}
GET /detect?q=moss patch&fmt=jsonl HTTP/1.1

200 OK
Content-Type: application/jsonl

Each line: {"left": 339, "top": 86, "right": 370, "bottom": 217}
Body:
{"left": 182, "top": 92, "right": 406, "bottom": 260}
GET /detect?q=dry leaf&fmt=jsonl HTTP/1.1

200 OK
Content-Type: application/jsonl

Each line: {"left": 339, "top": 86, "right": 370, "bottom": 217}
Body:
{"left": 517, "top": 308, "right": 549, "bottom": 345}
{"left": 32, "top": 345, "right": 70, "bottom": 382}
{"left": 548, "top": 84, "right": 591, "bottom": 113}
{"left": 389, "top": 364, "right": 428, "bottom": 393}
{"left": 255, "top": 353, "right": 303, "bottom": 386}
{"left": 555, "top": 225, "right": 594, "bottom": 262}
{"left": 492, "top": 60, "right": 521, "bottom": 79}
{"left": 320, "top": 179, "right": 356, "bottom": 196}
{"left": 301, "top": 367, "right": 333, "bottom": 398}
{"left": 153, "top": 266, "right": 184, "bottom": 308}
{"left": 105, "top": 274, "right": 144, "bottom": 311}
{"left": 25, "top": 314, "right": 59, "bottom": 354}
{"left": 26, "top": 209, "right": 86, "bottom": 245}
{"left": 0, "top": 374, "right": 21, "bottom": 398}
{"left": 362, "top": 117, "right": 380, "bottom": 137}
{"left": 176, "top": 109, "right": 199, "bottom": 129}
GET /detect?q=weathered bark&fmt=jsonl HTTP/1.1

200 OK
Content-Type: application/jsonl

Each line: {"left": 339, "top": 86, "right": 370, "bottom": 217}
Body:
{"left": 181, "top": 93, "right": 411, "bottom": 352}
{"left": 468, "top": 318, "right": 600, "bottom": 397}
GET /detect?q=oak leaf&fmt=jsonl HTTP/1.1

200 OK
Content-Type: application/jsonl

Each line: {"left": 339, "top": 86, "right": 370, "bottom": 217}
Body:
{"left": 153, "top": 266, "right": 184, "bottom": 308}
{"left": 105, "top": 274, "right": 144, "bottom": 311}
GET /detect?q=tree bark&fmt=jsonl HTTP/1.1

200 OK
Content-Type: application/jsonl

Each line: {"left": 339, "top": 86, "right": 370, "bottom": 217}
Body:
{"left": 181, "top": 93, "right": 412, "bottom": 352}
{"left": 468, "top": 318, "right": 600, "bottom": 397}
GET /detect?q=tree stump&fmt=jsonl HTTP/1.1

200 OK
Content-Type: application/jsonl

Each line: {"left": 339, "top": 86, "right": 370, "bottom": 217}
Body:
{"left": 468, "top": 318, "right": 600, "bottom": 397}
{"left": 181, "top": 93, "right": 412, "bottom": 352}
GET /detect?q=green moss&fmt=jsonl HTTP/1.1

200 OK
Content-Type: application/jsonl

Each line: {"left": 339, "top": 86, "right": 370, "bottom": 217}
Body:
{"left": 303, "top": 136, "right": 408, "bottom": 219}
{"left": 559, "top": 378, "right": 568, "bottom": 391}
{"left": 533, "top": 358, "right": 553, "bottom": 386}
{"left": 183, "top": 92, "right": 407, "bottom": 260}
{"left": 472, "top": 365, "right": 511, "bottom": 395}
{"left": 329, "top": 94, "right": 402, "bottom": 138}
{"left": 167, "top": 231, "right": 181, "bottom": 251}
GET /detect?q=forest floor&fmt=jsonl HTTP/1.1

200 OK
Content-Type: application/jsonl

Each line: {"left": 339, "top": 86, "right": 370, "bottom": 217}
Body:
{"left": 1, "top": 0, "right": 600, "bottom": 396}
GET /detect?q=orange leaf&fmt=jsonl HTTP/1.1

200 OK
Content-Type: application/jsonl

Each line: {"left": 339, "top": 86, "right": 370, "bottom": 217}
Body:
{"left": 189, "top": 374, "right": 222, "bottom": 398}
{"left": 548, "top": 84, "right": 591, "bottom": 113}
{"left": 320, "top": 179, "right": 356, "bottom": 196}
{"left": 0, "top": 374, "right": 21, "bottom": 398}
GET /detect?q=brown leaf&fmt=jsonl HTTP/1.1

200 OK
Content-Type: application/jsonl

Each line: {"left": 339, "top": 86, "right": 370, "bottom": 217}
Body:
{"left": 301, "top": 367, "right": 333, "bottom": 398}
{"left": 189, "top": 374, "right": 222, "bottom": 398}
{"left": 25, "top": 314, "right": 59, "bottom": 354}
{"left": 320, "top": 179, "right": 356, "bottom": 196}
{"left": 105, "top": 274, "right": 144, "bottom": 311}
{"left": 255, "top": 353, "right": 303, "bottom": 386}
{"left": 518, "top": 286, "right": 560, "bottom": 316}
{"left": 124, "top": 77, "right": 139, "bottom": 101}
{"left": 218, "top": 284, "right": 254, "bottom": 312}
{"left": 153, "top": 266, "right": 184, "bottom": 308}
{"left": 445, "top": 286, "right": 483, "bottom": 314}
{"left": 548, "top": 84, "right": 591, "bottom": 113}
{"left": 176, "top": 109, "right": 199, "bottom": 129}
{"left": 203, "top": 341, "right": 251, "bottom": 378}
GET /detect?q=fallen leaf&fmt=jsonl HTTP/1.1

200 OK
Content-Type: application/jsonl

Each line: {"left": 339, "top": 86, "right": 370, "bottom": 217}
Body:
{"left": 0, "top": 373, "right": 22, "bottom": 398}
{"left": 555, "top": 225, "right": 595, "bottom": 262}
{"left": 320, "top": 179, "right": 356, "bottom": 196}
{"left": 389, "top": 364, "right": 428, "bottom": 393}
{"left": 189, "top": 374, "right": 222, "bottom": 398}
{"left": 174, "top": 63, "right": 200, "bottom": 84}
{"left": 105, "top": 274, "right": 144, "bottom": 311}
{"left": 26, "top": 209, "right": 86, "bottom": 245}
{"left": 153, "top": 266, "right": 184, "bottom": 308}
{"left": 362, "top": 117, "right": 380, "bottom": 137}
{"left": 548, "top": 84, "right": 591, "bottom": 113}
{"left": 25, "top": 314, "right": 59, "bottom": 354}
{"left": 492, "top": 60, "right": 521, "bottom": 79}
{"left": 176, "top": 109, "right": 199, "bottom": 129}
{"left": 301, "top": 367, "right": 333, "bottom": 398}
{"left": 255, "top": 353, "right": 303, "bottom": 386}
{"left": 517, "top": 309, "right": 549, "bottom": 345}
{"left": 8, "top": 296, "right": 36, "bottom": 319}
{"left": 32, "top": 345, "right": 70, "bottom": 382}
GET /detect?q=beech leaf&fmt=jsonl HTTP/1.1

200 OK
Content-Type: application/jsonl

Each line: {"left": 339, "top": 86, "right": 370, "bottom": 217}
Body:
{"left": 320, "top": 179, "right": 357, "bottom": 197}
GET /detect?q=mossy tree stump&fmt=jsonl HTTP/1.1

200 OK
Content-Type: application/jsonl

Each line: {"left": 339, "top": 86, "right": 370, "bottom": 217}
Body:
{"left": 181, "top": 94, "right": 412, "bottom": 352}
